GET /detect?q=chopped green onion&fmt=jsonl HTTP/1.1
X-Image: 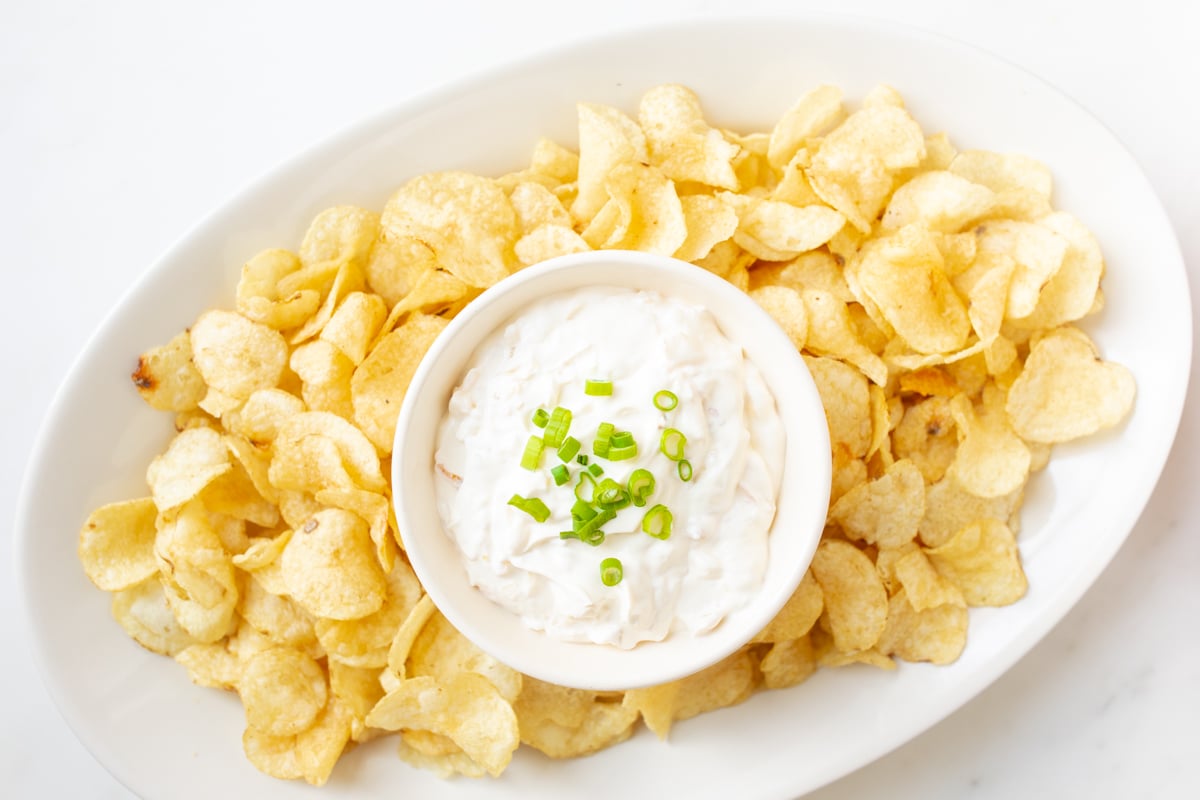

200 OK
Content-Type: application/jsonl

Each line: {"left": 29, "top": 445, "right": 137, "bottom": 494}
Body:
{"left": 660, "top": 428, "right": 687, "bottom": 461}
{"left": 608, "top": 443, "right": 638, "bottom": 461}
{"left": 592, "top": 421, "right": 615, "bottom": 458}
{"left": 585, "top": 379, "right": 613, "bottom": 396}
{"left": 653, "top": 390, "right": 678, "bottom": 411}
{"left": 531, "top": 408, "right": 549, "bottom": 428}
{"left": 600, "top": 557, "right": 623, "bottom": 587}
{"left": 595, "top": 478, "right": 631, "bottom": 510}
{"left": 571, "top": 500, "right": 597, "bottom": 530}
{"left": 543, "top": 406, "right": 573, "bottom": 449}
{"left": 576, "top": 454, "right": 589, "bottom": 466}
{"left": 557, "top": 436, "right": 581, "bottom": 463}
{"left": 550, "top": 464, "right": 570, "bottom": 486}
{"left": 579, "top": 528, "right": 606, "bottom": 546}
{"left": 520, "top": 436, "right": 545, "bottom": 470}
{"left": 628, "top": 469, "right": 656, "bottom": 507}
{"left": 641, "top": 504, "right": 673, "bottom": 540}
{"left": 574, "top": 472, "right": 597, "bottom": 503}
{"left": 561, "top": 507, "right": 614, "bottom": 546}
{"left": 508, "top": 494, "right": 550, "bottom": 523}
{"left": 587, "top": 463, "right": 604, "bottom": 477}
{"left": 611, "top": 431, "right": 635, "bottom": 449}
{"left": 677, "top": 459, "right": 693, "bottom": 482}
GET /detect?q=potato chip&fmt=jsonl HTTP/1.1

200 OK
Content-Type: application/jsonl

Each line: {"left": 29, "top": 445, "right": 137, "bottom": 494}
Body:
{"left": 243, "top": 698, "right": 352, "bottom": 786}
{"left": 810, "top": 540, "right": 888, "bottom": 653}
{"left": 728, "top": 196, "right": 845, "bottom": 260}
{"left": 509, "top": 181, "right": 574, "bottom": 233}
{"left": 314, "top": 486, "right": 394, "bottom": 571}
{"left": 877, "top": 589, "right": 968, "bottom": 664}
{"left": 382, "top": 172, "right": 517, "bottom": 288}
{"left": 811, "top": 626, "right": 895, "bottom": 670}
{"left": 319, "top": 291, "right": 387, "bottom": 365}
{"left": 1009, "top": 211, "right": 1104, "bottom": 328}
{"left": 947, "top": 390, "right": 1030, "bottom": 498}
{"left": 315, "top": 560, "right": 422, "bottom": 669}
{"left": 366, "top": 673, "right": 519, "bottom": 777}
{"left": 675, "top": 194, "right": 738, "bottom": 262}
{"left": 920, "top": 473, "right": 1023, "bottom": 549}
{"left": 176, "top": 642, "right": 241, "bottom": 690}
{"left": 572, "top": 102, "right": 648, "bottom": 219}
{"left": 146, "top": 426, "right": 232, "bottom": 511}
{"left": 224, "top": 389, "right": 305, "bottom": 446}
{"left": 1006, "top": 327, "right": 1135, "bottom": 442}
{"left": 397, "top": 731, "right": 485, "bottom": 778}
{"left": 79, "top": 497, "right": 158, "bottom": 591}
{"left": 236, "top": 249, "right": 322, "bottom": 331}
{"left": 639, "top": 84, "right": 739, "bottom": 189}
{"left": 190, "top": 310, "right": 288, "bottom": 403}
{"left": 772, "top": 148, "right": 823, "bottom": 207}
{"left": 351, "top": 313, "right": 447, "bottom": 453}
{"left": 111, "top": 576, "right": 196, "bottom": 656}
{"left": 387, "top": 593, "right": 436, "bottom": 679}
{"left": 280, "top": 508, "right": 387, "bottom": 620}
{"left": 976, "top": 219, "right": 1068, "bottom": 319}
{"left": 752, "top": 569, "right": 823, "bottom": 643}
{"left": 760, "top": 636, "right": 817, "bottom": 690}
{"left": 155, "top": 502, "right": 240, "bottom": 642}
{"left": 750, "top": 285, "right": 808, "bottom": 350}
{"left": 407, "top": 611, "right": 522, "bottom": 703}
{"left": 299, "top": 206, "right": 380, "bottom": 272}
{"left": 830, "top": 459, "right": 925, "bottom": 548}
{"left": 515, "top": 223, "right": 591, "bottom": 267}
{"left": 131, "top": 331, "right": 207, "bottom": 412}
{"left": 804, "top": 355, "right": 871, "bottom": 457}
{"left": 881, "top": 170, "right": 995, "bottom": 232}
{"left": 241, "top": 573, "right": 318, "bottom": 649}
{"left": 767, "top": 84, "right": 844, "bottom": 168}
{"left": 749, "top": 250, "right": 853, "bottom": 302}
{"left": 272, "top": 411, "right": 386, "bottom": 494}
{"left": 874, "top": 541, "right": 920, "bottom": 595}
{"left": 514, "top": 677, "right": 638, "bottom": 758}
{"left": 584, "top": 162, "right": 687, "bottom": 255}
{"left": 949, "top": 150, "right": 1053, "bottom": 198}
{"left": 802, "top": 291, "right": 888, "bottom": 385}
{"left": 328, "top": 661, "right": 385, "bottom": 741}
{"left": 240, "top": 646, "right": 328, "bottom": 736}
{"left": 927, "top": 518, "right": 1027, "bottom": 606}
{"left": 892, "top": 548, "right": 965, "bottom": 611}
{"left": 363, "top": 233, "right": 437, "bottom": 309}
{"left": 668, "top": 649, "right": 758, "bottom": 722}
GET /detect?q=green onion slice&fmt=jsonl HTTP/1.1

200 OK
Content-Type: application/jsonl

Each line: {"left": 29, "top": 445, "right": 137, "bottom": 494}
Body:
{"left": 520, "top": 436, "right": 545, "bottom": 470}
{"left": 587, "top": 463, "right": 604, "bottom": 477}
{"left": 562, "top": 507, "right": 614, "bottom": 546}
{"left": 600, "top": 557, "right": 623, "bottom": 587}
{"left": 574, "top": 472, "right": 598, "bottom": 503}
{"left": 543, "top": 406, "right": 573, "bottom": 449}
{"left": 660, "top": 428, "right": 687, "bottom": 461}
{"left": 571, "top": 500, "right": 597, "bottom": 530}
{"left": 677, "top": 459, "right": 693, "bottom": 482}
{"left": 557, "top": 436, "right": 581, "bottom": 463}
{"left": 576, "top": 454, "right": 589, "bottom": 466}
{"left": 608, "top": 443, "right": 638, "bottom": 461}
{"left": 628, "top": 469, "right": 655, "bottom": 507}
{"left": 611, "top": 431, "right": 635, "bottom": 448}
{"left": 594, "top": 478, "right": 631, "bottom": 510}
{"left": 508, "top": 494, "right": 550, "bottom": 523}
{"left": 550, "top": 464, "right": 570, "bottom": 486}
{"left": 585, "top": 379, "right": 613, "bottom": 396}
{"left": 641, "top": 504, "right": 673, "bottom": 540}
{"left": 592, "top": 421, "right": 615, "bottom": 458}
{"left": 653, "top": 390, "right": 678, "bottom": 411}
{"left": 531, "top": 408, "right": 550, "bottom": 428}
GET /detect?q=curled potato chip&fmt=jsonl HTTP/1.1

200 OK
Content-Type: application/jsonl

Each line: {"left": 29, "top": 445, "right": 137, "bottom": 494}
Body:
{"left": 225, "top": 389, "right": 305, "bottom": 446}
{"left": 146, "top": 426, "right": 232, "bottom": 511}
{"left": 750, "top": 285, "right": 808, "bottom": 350}
{"left": 927, "top": 518, "right": 1027, "bottom": 606}
{"left": 1010, "top": 212, "right": 1104, "bottom": 328}
{"left": 729, "top": 196, "right": 845, "bottom": 260}
{"left": 387, "top": 593, "right": 437, "bottom": 679}
{"left": 131, "top": 331, "right": 207, "bottom": 412}
{"left": 243, "top": 698, "right": 352, "bottom": 786}
{"left": 200, "top": 462, "right": 279, "bottom": 529}
{"left": 802, "top": 290, "right": 888, "bottom": 385}
{"left": 240, "top": 646, "right": 328, "bottom": 736}
{"left": 190, "top": 310, "right": 288, "bottom": 401}
{"left": 572, "top": 102, "right": 648, "bottom": 224}
{"left": 976, "top": 219, "right": 1068, "bottom": 319}
{"left": 364, "top": 233, "right": 436, "bottom": 309}
{"left": 509, "top": 181, "right": 573, "bottom": 233}
{"left": 830, "top": 459, "right": 925, "bottom": 548}
{"left": 877, "top": 589, "right": 968, "bottom": 664}
{"left": 767, "top": 84, "right": 844, "bottom": 168}
{"left": 319, "top": 291, "right": 387, "bottom": 365}
{"left": 919, "top": 474, "right": 1022, "bottom": 548}
{"left": 240, "top": 574, "right": 317, "bottom": 650}
{"left": 675, "top": 194, "right": 738, "bottom": 262}
{"left": 893, "top": 395, "right": 958, "bottom": 483}
{"left": 315, "top": 560, "right": 422, "bottom": 669}
{"left": 155, "top": 502, "right": 239, "bottom": 642}
{"left": 299, "top": 206, "right": 380, "bottom": 272}
{"left": 280, "top": 508, "right": 387, "bottom": 620}
{"left": 804, "top": 355, "right": 871, "bottom": 458}
{"left": 749, "top": 250, "right": 853, "bottom": 302}
{"left": 1006, "top": 327, "right": 1135, "bottom": 443}
{"left": 810, "top": 540, "right": 888, "bottom": 653}
{"left": 352, "top": 313, "right": 448, "bottom": 453}
{"left": 948, "top": 390, "right": 1030, "bottom": 498}
{"left": 893, "top": 548, "right": 965, "bottom": 611}
{"left": 79, "top": 497, "right": 158, "bottom": 591}
{"left": 328, "top": 661, "right": 385, "bottom": 741}
{"left": 514, "top": 677, "right": 638, "bottom": 757}
{"left": 366, "top": 673, "right": 519, "bottom": 778}
{"left": 949, "top": 150, "right": 1052, "bottom": 198}
{"left": 515, "top": 223, "right": 591, "bottom": 267}
{"left": 237, "top": 249, "right": 322, "bottom": 331}
{"left": 271, "top": 411, "right": 386, "bottom": 494}
{"left": 760, "top": 636, "right": 817, "bottom": 690}
{"left": 408, "top": 611, "right": 522, "bottom": 703}
{"left": 585, "top": 162, "right": 687, "bottom": 255}
{"left": 111, "top": 576, "right": 196, "bottom": 656}
{"left": 638, "top": 84, "right": 739, "bottom": 189}
{"left": 397, "top": 731, "right": 485, "bottom": 778}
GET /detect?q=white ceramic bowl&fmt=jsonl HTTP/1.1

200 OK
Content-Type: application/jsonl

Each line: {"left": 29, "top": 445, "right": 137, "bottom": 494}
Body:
{"left": 15, "top": 15, "right": 1191, "bottom": 800}
{"left": 392, "top": 250, "right": 831, "bottom": 691}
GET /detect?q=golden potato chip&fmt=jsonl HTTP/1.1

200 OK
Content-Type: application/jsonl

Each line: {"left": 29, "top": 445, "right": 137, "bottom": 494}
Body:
{"left": 528, "top": 137, "right": 579, "bottom": 185}
{"left": 881, "top": 170, "right": 994, "bottom": 232}
{"left": 509, "top": 181, "right": 573, "bottom": 233}
{"left": 1006, "top": 327, "right": 1135, "bottom": 443}
{"left": 866, "top": 383, "right": 893, "bottom": 465}
{"left": 830, "top": 459, "right": 925, "bottom": 548}
{"left": 976, "top": 219, "right": 1068, "bottom": 319}
{"left": 877, "top": 589, "right": 968, "bottom": 664}
{"left": 1009, "top": 211, "right": 1103, "bottom": 328}
{"left": 750, "top": 285, "right": 808, "bottom": 350}
{"left": 666, "top": 649, "right": 758, "bottom": 722}
{"left": 804, "top": 355, "right": 871, "bottom": 457}
{"left": 515, "top": 223, "right": 591, "bottom": 267}
{"left": 314, "top": 486, "right": 394, "bottom": 571}
{"left": 810, "top": 540, "right": 888, "bottom": 653}
{"left": 299, "top": 206, "right": 380, "bottom": 272}
{"left": 280, "top": 508, "right": 387, "bottom": 620}
{"left": 319, "top": 291, "right": 387, "bottom": 365}
{"left": 351, "top": 313, "right": 448, "bottom": 453}
{"left": 382, "top": 171, "right": 517, "bottom": 288}
{"left": 271, "top": 411, "right": 386, "bottom": 494}
{"left": 241, "top": 574, "right": 318, "bottom": 649}
{"left": 760, "top": 636, "right": 817, "bottom": 690}
{"left": 620, "top": 682, "right": 678, "bottom": 740}
{"left": 289, "top": 258, "right": 367, "bottom": 346}
{"left": 955, "top": 251, "right": 1016, "bottom": 347}
{"left": 232, "top": 529, "right": 292, "bottom": 571}
{"left": 514, "top": 677, "right": 638, "bottom": 758}
{"left": 225, "top": 389, "right": 305, "bottom": 446}
{"left": 328, "top": 661, "right": 385, "bottom": 741}
{"left": 387, "top": 593, "right": 436, "bottom": 679}
{"left": 949, "top": 150, "right": 1052, "bottom": 198}
{"left": 397, "top": 731, "right": 485, "bottom": 778}
{"left": 728, "top": 195, "right": 845, "bottom": 260}
{"left": 240, "top": 646, "right": 328, "bottom": 736}
{"left": 289, "top": 340, "right": 354, "bottom": 419}
{"left": 893, "top": 395, "right": 958, "bottom": 483}
{"left": 947, "top": 391, "right": 1030, "bottom": 498}
{"left": 927, "top": 518, "right": 1027, "bottom": 606}
{"left": 131, "top": 331, "right": 207, "bottom": 412}
{"left": 243, "top": 699, "right": 352, "bottom": 786}
{"left": 855, "top": 225, "right": 971, "bottom": 354}
{"left": 919, "top": 474, "right": 1022, "bottom": 548}
{"left": 749, "top": 250, "right": 853, "bottom": 302}
{"left": 892, "top": 548, "right": 965, "bottom": 611}
{"left": 111, "top": 576, "right": 196, "bottom": 656}
{"left": 407, "top": 611, "right": 522, "bottom": 703}
{"left": 675, "top": 194, "right": 738, "bottom": 262}
{"left": 874, "top": 541, "right": 920, "bottom": 595}
{"left": 79, "top": 497, "right": 158, "bottom": 591}
{"left": 176, "top": 642, "right": 241, "bottom": 690}
{"left": 190, "top": 309, "right": 288, "bottom": 402}
{"left": 752, "top": 569, "right": 823, "bottom": 643}
{"left": 810, "top": 626, "right": 896, "bottom": 670}
{"left": 638, "top": 84, "right": 739, "bottom": 189}
{"left": 802, "top": 291, "right": 888, "bottom": 385}
{"left": 146, "top": 426, "right": 232, "bottom": 511}
{"left": 572, "top": 102, "right": 648, "bottom": 223}
{"left": 767, "top": 84, "right": 844, "bottom": 168}
{"left": 364, "top": 233, "right": 436, "bottom": 309}
{"left": 366, "top": 673, "right": 519, "bottom": 777}
{"left": 584, "top": 162, "right": 687, "bottom": 255}
{"left": 236, "top": 249, "right": 321, "bottom": 331}
{"left": 772, "top": 148, "right": 823, "bottom": 207}
{"left": 315, "top": 560, "right": 422, "bottom": 669}
{"left": 377, "top": 268, "right": 474, "bottom": 336}
{"left": 830, "top": 450, "right": 869, "bottom": 506}
{"left": 154, "top": 502, "right": 239, "bottom": 643}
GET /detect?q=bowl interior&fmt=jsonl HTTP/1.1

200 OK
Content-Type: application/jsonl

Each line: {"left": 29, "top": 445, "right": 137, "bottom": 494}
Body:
{"left": 393, "top": 251, "right": 831, "bottom": 691}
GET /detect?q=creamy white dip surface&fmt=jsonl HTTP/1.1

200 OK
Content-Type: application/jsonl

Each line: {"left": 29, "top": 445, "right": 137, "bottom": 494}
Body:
{"left": 433, "top": 287, "right": 784, "bottom": 649}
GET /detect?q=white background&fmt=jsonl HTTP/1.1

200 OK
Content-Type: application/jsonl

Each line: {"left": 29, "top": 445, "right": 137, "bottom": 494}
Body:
{"left": 3, "top": 1, "right": 1197, "bottom": 797}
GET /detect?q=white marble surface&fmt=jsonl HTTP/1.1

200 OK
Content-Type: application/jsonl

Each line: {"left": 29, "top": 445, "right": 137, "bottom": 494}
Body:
{"left": 2, "top": 0, "right": 1197, "bottom": 797}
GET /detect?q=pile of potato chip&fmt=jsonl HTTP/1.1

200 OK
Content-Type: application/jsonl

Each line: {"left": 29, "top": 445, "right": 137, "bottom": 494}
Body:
{"left": 78, "top": 83, "right": 1134, "bottom": 784}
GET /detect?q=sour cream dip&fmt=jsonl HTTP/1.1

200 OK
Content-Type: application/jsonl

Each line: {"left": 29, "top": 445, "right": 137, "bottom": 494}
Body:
{"left": 433, "top": 287, "right": 784, "bottom": 649}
